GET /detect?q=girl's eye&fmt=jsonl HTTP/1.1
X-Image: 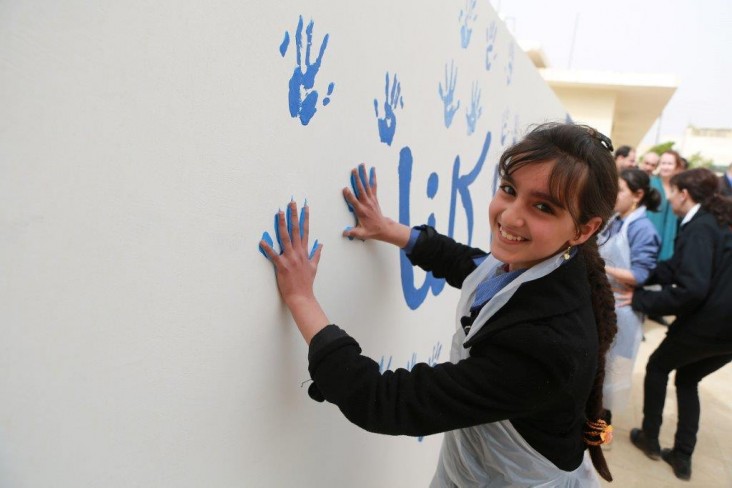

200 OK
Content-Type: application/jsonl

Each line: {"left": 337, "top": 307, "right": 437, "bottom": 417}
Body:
{"left": 535, "top": 203, "right": 554, "bottom": 214}
{"left": 499, "top": 184, "right": 515, "bottom": 196}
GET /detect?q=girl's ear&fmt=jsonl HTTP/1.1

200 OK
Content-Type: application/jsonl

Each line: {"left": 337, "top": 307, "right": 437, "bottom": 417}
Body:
{"left": 570, "top": 216, "right": 603, "bottom": 246}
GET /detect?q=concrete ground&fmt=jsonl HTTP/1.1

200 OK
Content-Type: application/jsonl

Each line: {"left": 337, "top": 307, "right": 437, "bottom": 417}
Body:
{"left": 599, "top": 320, "right": 732, "bottom": 487}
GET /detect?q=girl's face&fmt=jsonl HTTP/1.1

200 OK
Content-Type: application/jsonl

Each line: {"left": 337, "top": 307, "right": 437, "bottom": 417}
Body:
{"left": 668, "top": 185, "right": 688, "bottom": 217}
{"left": 658, "top": 153, "right": 679, "bottom": 178}
{"left": 615, "top": 178, "right": 641, "bottom": 217}
{"left": 489, "top": 161, "right": 601, "bottom": 271}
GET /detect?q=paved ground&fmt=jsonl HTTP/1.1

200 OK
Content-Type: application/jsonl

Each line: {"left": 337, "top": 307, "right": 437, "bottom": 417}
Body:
{"left": 599, "top": 320, "right": 732, "bottom": 487}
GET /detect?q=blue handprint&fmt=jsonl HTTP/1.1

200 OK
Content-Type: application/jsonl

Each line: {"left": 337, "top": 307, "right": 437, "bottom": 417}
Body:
{"left": 466, "top": 81, "right": 482, "bottom": 136}
{"left": 459, "top": 0, "right": 478, "bottom": 48}
{"left": 280, "top": 16, "right": 335, "bottom": 126}
{"left": 378, "top": 355, "right": 393, "bottom": 374}
{"left": 374, "top": 72, "right": 404, "bottom": 146}
{"left": 406, "top": 352, "right": 418, "bottom": 371}
{"left": 438, "top": 61, "right": 460, "bottom": 129}
{"left": 506, "top": 41, "right": 515, "bottom": 86}
{"left": 485, "top": 21, "right": 497, "bottom": 71}
{"left": 512, "top": 113, "right": 521, "bottom": 145}
{"left": 426, "top": 341, "right": 443, "bottom": 367}
{"left": 500, "top": 108, "right": 511, "bottom": 146}
{"left": 258, "top": 200, "right": 319, "bottom": 260}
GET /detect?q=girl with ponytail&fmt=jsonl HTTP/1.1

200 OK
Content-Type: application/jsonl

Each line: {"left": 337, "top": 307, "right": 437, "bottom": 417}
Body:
{"left": 600, "top": 169, "right": 662, "bottom": 424}
{"left": 260, "top": 122, "right": 619, "bottom": 486}
{"left": 619, "top": 168, "right": 732, "bottom": 481}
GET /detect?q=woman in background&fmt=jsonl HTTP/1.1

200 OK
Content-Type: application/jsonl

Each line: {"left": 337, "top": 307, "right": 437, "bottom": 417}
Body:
{"left": 600, "top": 169, "right": 661, "bottom": 425}
{"left": 647, "top": 150, "right": 683, "bottom": 261}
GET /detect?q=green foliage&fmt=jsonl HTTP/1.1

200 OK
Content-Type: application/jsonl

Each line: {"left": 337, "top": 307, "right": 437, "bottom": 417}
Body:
{"left": 644, "top": 141, "right": 676, "bottom": 155}
{"left": 686, "top": 151, "right": 714, "bottom": 168}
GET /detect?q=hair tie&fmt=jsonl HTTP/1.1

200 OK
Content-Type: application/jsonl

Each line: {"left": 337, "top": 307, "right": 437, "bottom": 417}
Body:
{"left": 584, "top": 419, "right": 613, "bottom": 446}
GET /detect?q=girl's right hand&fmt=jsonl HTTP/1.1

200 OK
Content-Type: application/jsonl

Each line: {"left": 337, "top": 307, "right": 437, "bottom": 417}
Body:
{"left": 342, "top": 164, "right": 388, "bottom": 241}
{"left": 343, "top": 164, "right": 411, "bottom": 247}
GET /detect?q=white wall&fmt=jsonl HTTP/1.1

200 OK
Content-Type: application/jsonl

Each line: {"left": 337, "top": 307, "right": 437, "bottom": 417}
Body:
{"left": 0, "top": 1, "right": 566, "bottom": 486}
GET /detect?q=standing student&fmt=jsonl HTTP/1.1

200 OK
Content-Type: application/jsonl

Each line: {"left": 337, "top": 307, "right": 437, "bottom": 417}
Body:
{"left": 600, "top": 169, "right": 661, "bottom": 424}
{"left": 647, "top": 150, "right": 683, "bottom": 261}
{"left": 617, "top": 168, "right": 732, "bottom": 481}
{"left": 260, "top": 123, "right": 619, "bottom": 486}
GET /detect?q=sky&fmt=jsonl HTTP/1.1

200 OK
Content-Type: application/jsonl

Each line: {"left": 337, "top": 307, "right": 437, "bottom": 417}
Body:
{"left": 495, "top": 0, "right": 732, "bottom": 148}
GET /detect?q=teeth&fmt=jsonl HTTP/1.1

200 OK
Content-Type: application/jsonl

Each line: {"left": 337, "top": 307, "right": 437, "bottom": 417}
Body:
{"left": 500, "top": 227, "right": 525, "bottom": 241}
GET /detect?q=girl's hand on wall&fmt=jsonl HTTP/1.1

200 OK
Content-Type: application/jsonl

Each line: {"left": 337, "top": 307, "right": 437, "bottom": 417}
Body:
{"left": 343, "top": 164, "right": 410, "bottom": 247}
{"left": 260, "top": 201, "right": 329, "bottom": 344}
{"left": 260, "top": 201, "right": 322, "bottom": 308}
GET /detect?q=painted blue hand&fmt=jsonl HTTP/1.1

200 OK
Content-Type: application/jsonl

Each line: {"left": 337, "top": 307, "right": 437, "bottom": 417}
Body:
{"left": 465, "top": 81, "right": 482, "bottom": 136}
{"left": 378, "top": 355, "right": 393, "bottom": 374}
{"left": 438, "top": 61, "right": 460, "bottom": 129}
{"left": 500, "top": 108, "right": 511, "bottom": 146}
{"left": 427, "top": 341, "right": 443, "bottom": 367}
{"left": 459, "top": 0, "right": 478, "bottom": 48}
{"left": 506, "top": 41, "right": 515, "bottom": 86}
{"left": 406, "top": 352, "right": 418, "bottom": 371}
{"left": 258, "top": 201, "right": 319, "bottom": 260}
{"left": 280, "top": 16, "right": 335, "bottom": 126}
{"left": 374, "top": 72, "right": 404, "bottom": 146}
{"left": 485, "top": 21, "right": 497, "bottom": 71}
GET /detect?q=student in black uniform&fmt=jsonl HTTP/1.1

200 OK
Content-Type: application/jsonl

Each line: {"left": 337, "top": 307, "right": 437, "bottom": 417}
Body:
{"left": 260, "top": 123, "right": 620, "bottom": 486}
{"left": 617, "top": 168, "right": 732, "bottom": 481}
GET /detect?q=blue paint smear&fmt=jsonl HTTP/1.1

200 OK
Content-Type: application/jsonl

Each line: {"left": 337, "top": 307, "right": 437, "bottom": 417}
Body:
{"left": 398, "top": 147, "right": 447, "bottom": 310}
{"left": 447, "top": 131, "right": 492, "bottom": 245}
{"left": 427, "top": 172, "right": 439, "bottom": 199}
{"left": 279, "top": 32, "right": 290, "bottom": 57}
{"left": 259, "top": 231, "right": 274, "bottom": 259}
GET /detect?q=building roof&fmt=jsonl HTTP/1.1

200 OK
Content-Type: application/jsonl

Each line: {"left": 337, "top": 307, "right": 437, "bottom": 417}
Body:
{"left": 520, "top": 42, "right": 678, "bottom": 148}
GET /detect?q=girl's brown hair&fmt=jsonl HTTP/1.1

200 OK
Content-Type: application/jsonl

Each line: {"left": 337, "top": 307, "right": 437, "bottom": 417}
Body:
{"left": 671, "top": 168, "right": 732, "bottom": 227}
{"left": 499, "top": 122, "right": 618, "bottom": 481}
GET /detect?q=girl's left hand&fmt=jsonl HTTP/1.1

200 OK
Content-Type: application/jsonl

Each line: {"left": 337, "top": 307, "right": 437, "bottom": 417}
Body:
{"left": 260, "top": 201, "right": 323, "bottom": 308}
{"left": 614, "top": 287, "right": 634, "bottom": 308}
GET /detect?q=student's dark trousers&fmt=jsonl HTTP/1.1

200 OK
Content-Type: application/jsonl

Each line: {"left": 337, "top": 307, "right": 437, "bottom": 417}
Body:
{"left": 642, "top": 334, "right": 732, "bottom": 456}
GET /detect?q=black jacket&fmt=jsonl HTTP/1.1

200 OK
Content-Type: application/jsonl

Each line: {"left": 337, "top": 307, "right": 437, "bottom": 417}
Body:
{"left": 632, "top": 209, "right": 732, "bottom": 343}
{"left": 307, "top": 227, "right": 599, "bottom": 471}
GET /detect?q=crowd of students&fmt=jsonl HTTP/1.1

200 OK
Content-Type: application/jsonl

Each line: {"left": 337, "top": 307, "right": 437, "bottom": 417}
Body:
{"left": 610, "top": 145, "right": 732, "bottom": 481}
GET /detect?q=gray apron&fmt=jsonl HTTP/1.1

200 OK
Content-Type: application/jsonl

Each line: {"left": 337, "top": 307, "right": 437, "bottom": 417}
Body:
{"left": 599, "top": 207, "right": 646, "bottom": 411}
{"left": 430, "top": 251, "right": 599, "bottom": 487}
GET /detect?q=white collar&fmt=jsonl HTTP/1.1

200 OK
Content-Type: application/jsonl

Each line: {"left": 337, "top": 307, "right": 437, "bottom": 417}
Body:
{"left": 680, "top": 203, "right": 701, "bottom": 227}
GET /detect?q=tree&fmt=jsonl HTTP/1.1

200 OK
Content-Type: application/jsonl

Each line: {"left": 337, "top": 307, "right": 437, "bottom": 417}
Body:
{"left": 643, "top": 141, "right": 676, "bottom": 155}
{"left": 686, "top": 151, "right": 714, "bottom": 169}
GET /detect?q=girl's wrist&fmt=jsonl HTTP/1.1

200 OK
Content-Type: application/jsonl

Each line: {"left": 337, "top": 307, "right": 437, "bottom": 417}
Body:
{"left": 378, "top": 218, "right": 411, "bottom": 247}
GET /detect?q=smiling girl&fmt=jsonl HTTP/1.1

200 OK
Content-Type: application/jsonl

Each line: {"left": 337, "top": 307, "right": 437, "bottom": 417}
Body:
{"left": 260, "top": 123, "right": 619, "bottom": 486}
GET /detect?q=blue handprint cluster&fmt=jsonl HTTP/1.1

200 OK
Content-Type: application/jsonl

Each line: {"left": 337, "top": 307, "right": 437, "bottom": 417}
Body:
{"left": 280, "top": 16, "right": 335, "bottom": 126}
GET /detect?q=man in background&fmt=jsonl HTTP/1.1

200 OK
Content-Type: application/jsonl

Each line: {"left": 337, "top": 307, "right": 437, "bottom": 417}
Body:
{"left": 640, "top": 152, "right": 660, "bottom": 176}
{"left": 615, "top": 145, "right": 637, "bottom": 171}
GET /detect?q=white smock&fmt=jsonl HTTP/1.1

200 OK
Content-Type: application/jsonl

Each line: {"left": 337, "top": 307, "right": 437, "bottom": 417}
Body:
{"left": 599, "top": 207, "right": 646, "bottom": 411}
{"left": 430, "top": 250, "right": 600, "bottom": 487}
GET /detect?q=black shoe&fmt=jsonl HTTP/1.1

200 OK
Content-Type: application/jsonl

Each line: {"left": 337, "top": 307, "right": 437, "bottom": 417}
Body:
{"left": 662, "top": 448, "right": 692, "bottom": 481}
{"left": 648, "top": 314, "right": 669, "bottom": 326}
{"left": 630, "top": 428, "right": 661, "bottom": 460}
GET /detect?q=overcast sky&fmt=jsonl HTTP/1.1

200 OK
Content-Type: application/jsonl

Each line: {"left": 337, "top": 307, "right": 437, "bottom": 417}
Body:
{"left": 495, "top": 0, "right": 732, "bottom": 147}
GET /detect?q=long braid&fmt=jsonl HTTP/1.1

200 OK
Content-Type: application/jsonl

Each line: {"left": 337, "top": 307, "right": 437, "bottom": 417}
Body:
{"left": 581, "top": 235, "right": 617, "bottom": 482}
